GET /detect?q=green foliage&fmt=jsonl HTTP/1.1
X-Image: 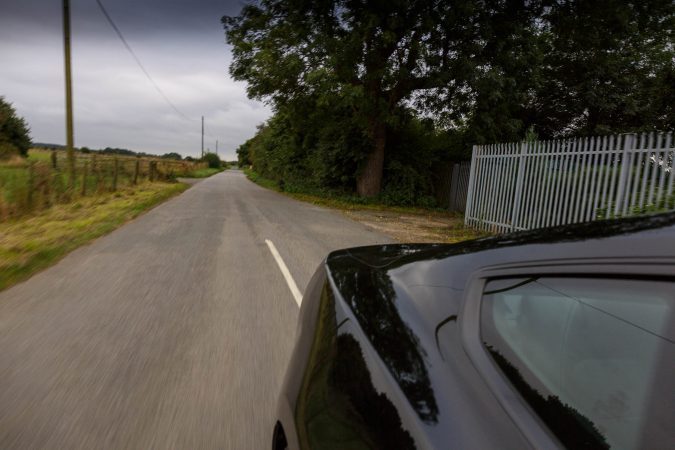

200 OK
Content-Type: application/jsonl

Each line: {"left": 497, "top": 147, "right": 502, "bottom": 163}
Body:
{"left": 235, "top": 140, "right": 251, "bottom": 167}
{"left": 201, "top": 152, "right": 222, "bottom": 169}
{"left": 161, "top": 152, "right": 182, "bottom": 160}
{"left": 0, "top": 96, "right": 31, "bottom": 159}
{"left": 180, "top": 167, "right": 222, "bottom": 178}
{"left": 223, "top": 0, "right": 487, "bottom": 195}
{"left": 243, "top": 112, "right": 460, "bottom": 206}
{"left": 225, "top": 1, "right": 675, "bottom": 204}
{"left": 533, "top": 0, "right": 675, "bottom": 137}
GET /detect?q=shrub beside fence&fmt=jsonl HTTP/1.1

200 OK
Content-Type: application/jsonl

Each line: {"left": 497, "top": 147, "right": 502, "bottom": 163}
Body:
{"left": 465, "top": 132, "right": 674, "bottom": 233}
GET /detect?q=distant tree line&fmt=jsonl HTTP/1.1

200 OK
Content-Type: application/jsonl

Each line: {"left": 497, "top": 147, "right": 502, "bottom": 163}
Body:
{"left": 33, "top": 143, "right": 191, "bottom": 161}
{"left": 2, "top": 97, "right": 219, "bottom": 166}
{"left": 225, "top": 0, "right": 674, "bottom": 203}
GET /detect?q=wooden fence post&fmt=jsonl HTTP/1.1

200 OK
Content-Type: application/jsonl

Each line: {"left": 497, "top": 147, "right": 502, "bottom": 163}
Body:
{"left": 81, "top": 161, "right": 88, "bottom": 196}
{"left": 27, "top": 163, "right": 35, "bottom": 210}
{"left": 92, "top": 155, "right": 101, "bottom": 193}
{"left": 51, "top": 149, "right": 58, "bottom": 169}
{"left": 112, "top": 158, "right": 119, "bottom": 191}
{"left": 43, "top": 164, "right": 53, "bottom": 207}
{"left": 134, "top": 158, "right": 140, "bottom": 185}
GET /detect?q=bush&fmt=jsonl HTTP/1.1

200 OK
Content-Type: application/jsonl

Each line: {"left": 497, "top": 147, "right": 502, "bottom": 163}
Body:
{"left": 0, "top": 142, "right": 20, "bottom": 160}
{"left": 202, "top": 152, "right": 221, "bottom": 169}
{"left": 161, "top": 152, "right": 182, "bottom": 160}
{"left": 0, "top": 97, "right": 31, "bottom": 159}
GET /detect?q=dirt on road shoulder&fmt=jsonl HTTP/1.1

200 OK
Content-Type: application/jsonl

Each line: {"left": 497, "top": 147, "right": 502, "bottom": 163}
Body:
{"left": 341, "top": 209, "right": 485, "bottom": 243}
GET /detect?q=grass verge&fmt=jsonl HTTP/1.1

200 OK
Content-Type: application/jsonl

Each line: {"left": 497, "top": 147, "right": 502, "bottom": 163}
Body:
{"left": 0, "top": 182, "right": 188, "bottom": 292}
{"left": 244, "top": 168, "right": 486, "bottom": 243}
{"left": 245, "top": 168, "right": 435, "bottom": 214}
{"left": 179, "top": 167, "right": 224, "bottom": 178}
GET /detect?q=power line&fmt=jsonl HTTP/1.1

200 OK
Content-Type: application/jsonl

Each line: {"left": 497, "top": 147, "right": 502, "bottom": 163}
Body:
{"left": 95, "top": 0, "right": 193, "bottom": 121}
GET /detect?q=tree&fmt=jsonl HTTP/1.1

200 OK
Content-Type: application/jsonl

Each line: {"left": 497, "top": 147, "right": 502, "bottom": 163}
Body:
{"left": 456, "top": 2, "right": 545, "bottom": 144}
{"left": 534, "top": 0, "right": 675, "bottom": 136}
{"left": 0, "top": 96, "right": 31, "bottom": 159}
{"left": 202, "top": 152, "right": 222, "bottom": 169}
{"left": 161, "top": 152, "right": 183, "bottom": 160}
{"left": 223, "top": 0, "right": 485, "bottom": 196}
{"left": 225, "top": 0, "right": 674, "bottom": 202}
{"left": 236, "top": 140, "right": 251, "bottom": 167}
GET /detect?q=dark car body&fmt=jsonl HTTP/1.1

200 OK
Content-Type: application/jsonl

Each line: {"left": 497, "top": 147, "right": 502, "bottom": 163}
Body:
{"left": 274, "top": 213, "right": 675, "bottom": 450}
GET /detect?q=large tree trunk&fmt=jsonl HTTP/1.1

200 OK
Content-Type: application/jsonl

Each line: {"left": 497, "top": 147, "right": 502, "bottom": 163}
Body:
{"left": 356, "top": 119, "right": 386, "bottom": 197}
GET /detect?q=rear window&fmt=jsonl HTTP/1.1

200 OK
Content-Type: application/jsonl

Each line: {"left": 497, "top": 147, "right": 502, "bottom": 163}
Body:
{"left": 480, "top": 277, "right": 674, "bottom": 449}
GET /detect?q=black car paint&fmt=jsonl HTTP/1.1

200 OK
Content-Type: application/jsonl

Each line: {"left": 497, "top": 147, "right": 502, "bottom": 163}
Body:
{"left": 275, "top": 212, "right": 675, "bottom": 449}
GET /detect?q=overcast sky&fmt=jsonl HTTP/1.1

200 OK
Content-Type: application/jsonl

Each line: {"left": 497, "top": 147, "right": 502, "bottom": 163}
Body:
{"left": 0, "top": 0, "right": 270, "bottom": 160}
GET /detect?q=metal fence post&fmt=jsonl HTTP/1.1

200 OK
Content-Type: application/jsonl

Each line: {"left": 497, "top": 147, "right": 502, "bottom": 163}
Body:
{"left": 509, "top": 142, "right": 528, "bottom": 231}
{"left": 464, "top": 146, "right": 479, "bottom": 227}
{"left": 614, "top": 134, "right": 635, "bottom": 217}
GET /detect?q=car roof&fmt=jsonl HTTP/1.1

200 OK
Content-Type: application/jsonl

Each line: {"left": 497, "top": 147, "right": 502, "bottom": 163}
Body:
{"left": 329, "top": 211, "right": 675, "bottom": 280}
{"left": 323, "top": 212, "right": 675, "bottom": 449}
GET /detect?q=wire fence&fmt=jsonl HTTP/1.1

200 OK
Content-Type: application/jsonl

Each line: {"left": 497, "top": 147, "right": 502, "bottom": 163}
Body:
{"left": 0, "top": 151, "right": 207, "bottom": 220}
{"left": 465, "top": 132, "right": 675, "bottom": 233}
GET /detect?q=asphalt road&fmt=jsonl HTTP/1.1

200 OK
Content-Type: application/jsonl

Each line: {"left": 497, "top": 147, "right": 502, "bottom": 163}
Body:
{"left": 0, "top": 170, "right": 390, "bottom": 449}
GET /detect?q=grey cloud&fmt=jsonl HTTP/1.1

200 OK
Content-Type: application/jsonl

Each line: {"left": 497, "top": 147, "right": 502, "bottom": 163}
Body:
{"left": 0, "top": 0, "right": 267, "bottom": 160}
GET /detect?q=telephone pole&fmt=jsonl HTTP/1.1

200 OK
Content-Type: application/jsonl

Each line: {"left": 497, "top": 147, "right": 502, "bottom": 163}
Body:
{"left": 201, "top": 116, "right": 204, "bottom": 158}
{"left": 63, "top": 0, "right": 75, "bottom": 188}
{"left": 216, "top": 139, "right": 218, "bottom": 156}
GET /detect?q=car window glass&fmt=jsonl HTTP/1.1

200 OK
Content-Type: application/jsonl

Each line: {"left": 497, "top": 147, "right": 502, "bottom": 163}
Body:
{"left": 481, "top": 277, "right": 674, "bottom": 450}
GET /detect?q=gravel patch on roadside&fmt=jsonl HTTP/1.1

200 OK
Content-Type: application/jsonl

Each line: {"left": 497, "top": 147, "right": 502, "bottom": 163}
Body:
{"left": 341, "top": 209, "right": 483, "bottom": 243}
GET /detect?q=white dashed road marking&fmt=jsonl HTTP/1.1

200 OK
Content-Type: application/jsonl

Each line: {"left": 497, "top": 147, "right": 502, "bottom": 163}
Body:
{"left": 265, "top": 239, "right": 302, "bottom": 307}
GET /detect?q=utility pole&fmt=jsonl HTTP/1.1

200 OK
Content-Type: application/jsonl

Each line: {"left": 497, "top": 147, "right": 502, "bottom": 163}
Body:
{"left": 216, "top": 139, "right": 218, "bottom": 156}
{"left": 63, "top": 0, "right": 75, "bottom": 188}
{"left": 201, "top": 116, "right": 204, "bottom": 158}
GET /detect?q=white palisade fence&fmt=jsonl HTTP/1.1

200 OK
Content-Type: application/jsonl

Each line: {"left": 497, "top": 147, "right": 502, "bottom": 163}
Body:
{"left": 465, "top": 132, "right": 674, "bottom": 232}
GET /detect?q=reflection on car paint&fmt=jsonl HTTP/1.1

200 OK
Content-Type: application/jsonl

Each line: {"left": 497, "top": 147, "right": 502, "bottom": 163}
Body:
{"left": 328, "top": 254, "right": 439, "bottom": 424}
{"left": 295, "top": 282, "right": 416, "bottom": 449}
{"left": 486, "top": 346, "right": 609, "bottom": 449}
{"left": 281, "top": 212, "right": 675, "bottom": 450}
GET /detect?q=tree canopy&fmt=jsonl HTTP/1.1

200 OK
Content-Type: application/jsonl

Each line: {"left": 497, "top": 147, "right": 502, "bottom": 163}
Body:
{"left": 202, "top": 152, "right": 222, "bottom": 169}
{"left": 0, "top": 96, "right": 31, "bottom": 159}
{"left": 224, "top": 0, "right": 674, "bottom": 201}
{"left": 161, "top": 152, "right": 183, "bottom": 160}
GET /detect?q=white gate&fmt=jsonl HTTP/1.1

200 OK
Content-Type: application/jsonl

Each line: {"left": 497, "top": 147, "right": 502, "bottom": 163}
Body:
{"left": 465, "top": 132, "right": 674, "bottom": 232}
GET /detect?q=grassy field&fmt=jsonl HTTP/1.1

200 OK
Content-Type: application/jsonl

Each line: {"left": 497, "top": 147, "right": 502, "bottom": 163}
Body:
{"left": 0, "top": 148, "right": 206, "bottom": 220}
{"left": 0, "top": 182, "right": 188, "bottom": 292}
{"left": 0, "top": 148, "right": 202, "bottom": 291}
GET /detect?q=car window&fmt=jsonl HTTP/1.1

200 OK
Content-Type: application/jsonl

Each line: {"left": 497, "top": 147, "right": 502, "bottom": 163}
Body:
{"left": 480, "top": 277, "right": 674, "bottom": 450}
